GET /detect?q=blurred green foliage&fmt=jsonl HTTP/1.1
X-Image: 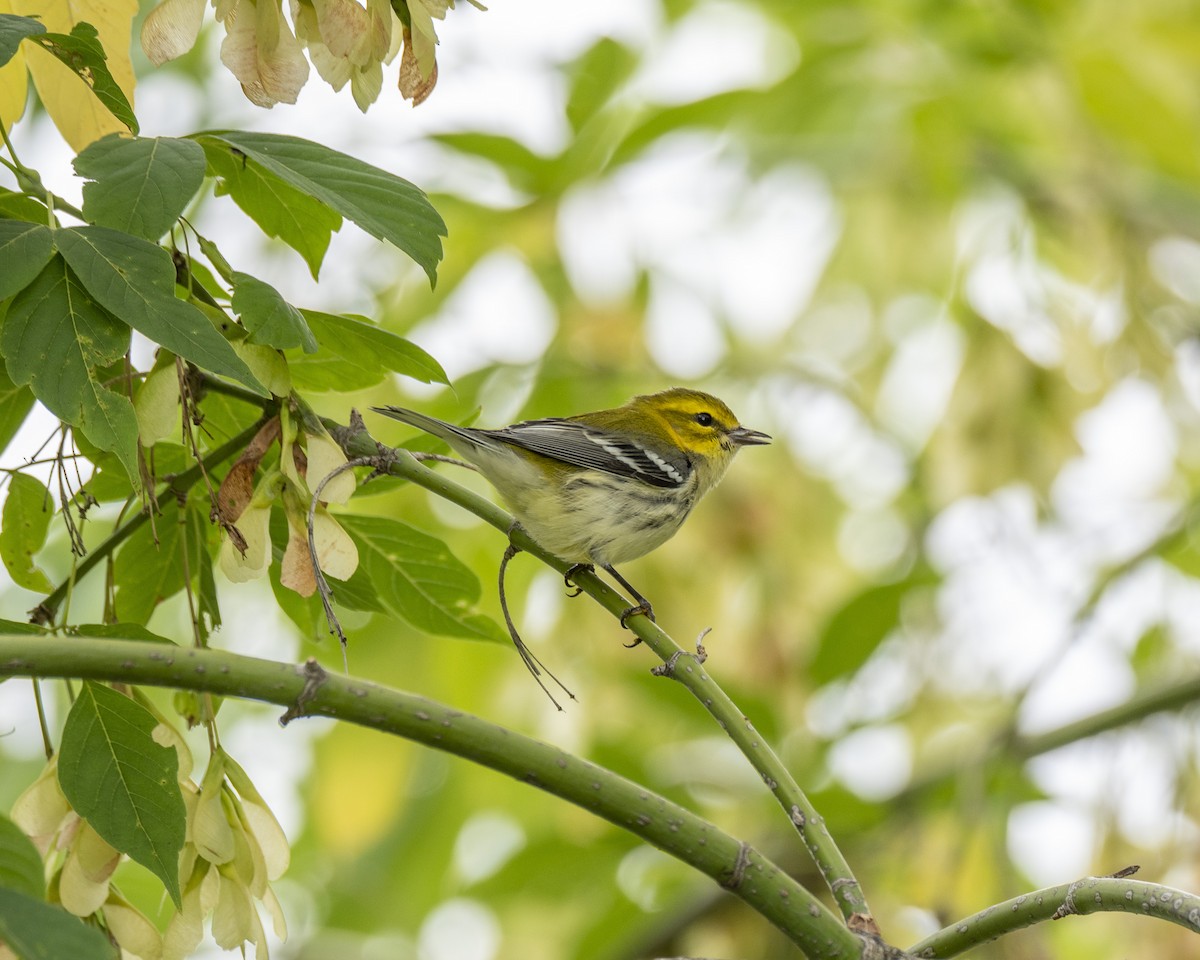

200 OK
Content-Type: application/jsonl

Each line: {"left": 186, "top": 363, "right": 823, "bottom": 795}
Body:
{"left": 7, "top": 0, "right": 1200, "bottom": 957}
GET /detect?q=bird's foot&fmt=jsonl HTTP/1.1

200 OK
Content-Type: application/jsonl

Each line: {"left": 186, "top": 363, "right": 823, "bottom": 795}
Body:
{"left": 619, "top": 601, "right": 655, "bottom": 645}
{"left": 563, "top": 562, "right": 593, "bottom": 598}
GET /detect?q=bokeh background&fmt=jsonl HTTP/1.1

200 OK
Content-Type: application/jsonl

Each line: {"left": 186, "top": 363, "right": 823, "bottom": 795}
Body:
{"left": 5, "top": 0, "right": 1200, "bottom": 957}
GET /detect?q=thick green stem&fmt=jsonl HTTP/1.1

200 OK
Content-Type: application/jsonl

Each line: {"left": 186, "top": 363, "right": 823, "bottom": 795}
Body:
{"left": 0, "top": 634, "right": 863, "bottom": 960}
{"left": 908, "top": 875, "right": 1200, "bottom": 958}
{"left": 379, "top": 448, "right": 870, "bottom": 920}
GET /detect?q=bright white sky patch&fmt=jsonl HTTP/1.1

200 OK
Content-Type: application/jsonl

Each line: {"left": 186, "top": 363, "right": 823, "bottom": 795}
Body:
{"left": 417, "top": 899, "right": 500, "bottom": 960}
{"left": 828, "top": 725, "right": 913, "bottom": 800}
{"left": 633, "top": 1, "right": 800, "bottom": 104}
{"left": 1008, "top": 801, "right": 1095, "bottom": 886}
{"left": 407, "top": 251, "right": 558, "bottom": 380}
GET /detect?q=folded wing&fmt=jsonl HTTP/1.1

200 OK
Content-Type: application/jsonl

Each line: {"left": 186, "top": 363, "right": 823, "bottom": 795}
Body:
{"left": 492, "top": 419, "right": 692, "bottom": 489}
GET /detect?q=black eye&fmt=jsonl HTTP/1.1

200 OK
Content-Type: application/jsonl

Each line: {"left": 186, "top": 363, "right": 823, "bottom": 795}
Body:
{"left": 695, "top": 412, "right": 714, "bottom": 426}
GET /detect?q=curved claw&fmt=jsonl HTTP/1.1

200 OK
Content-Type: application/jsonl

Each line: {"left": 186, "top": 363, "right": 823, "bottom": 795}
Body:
{"left": 563, "top": 562, "right": 593, "bottom": 599}
{"left": 619, "top": 601, "right": 655, "bottom": 632}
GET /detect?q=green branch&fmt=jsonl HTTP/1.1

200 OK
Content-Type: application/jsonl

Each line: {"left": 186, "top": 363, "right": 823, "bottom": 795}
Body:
{"left": 0, "top": 634, "right": 864, "bottom": 960}
{"left": 373, "top": 444, "right": 871, "bottom": 920}
{"left": 908, "top": 875, "right": 1200, "bottom": 957}
{"left": 902, "top": 673, "right": 1200, "bottom": 801}
{"left": 1013, "top": 674, "right": 1200, "bottom": 758}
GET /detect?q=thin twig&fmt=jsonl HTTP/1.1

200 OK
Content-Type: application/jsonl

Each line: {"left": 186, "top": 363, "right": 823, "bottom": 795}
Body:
{"left": 306, "top": 457, "right": 375, "bottom": 672}
{"left": 54, "top": 427, "right": 85, "bottom": 556}
{"left": 178, "top": 359, "right": 220, "bottom": 511}
{"left": 410, "top": 451, "right": 477, "bottom": 470}
{"left": 35, "top": 420, "right": 268, "bottom": 623}
{"left": 497, "top": 541, "right": 575, "bottom": 710}
{"left": 31, "top": 679, "right": 52, "bottom": 760}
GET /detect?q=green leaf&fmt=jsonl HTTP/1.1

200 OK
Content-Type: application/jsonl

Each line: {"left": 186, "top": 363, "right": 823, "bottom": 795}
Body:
{"left": 31, "top": 23, "right": 137, "bottom": 135}
{"left": 0, "top": 619, "right": 44, "bottom": 636}
{"left": 566, "top": 37, "right": 637, "bottom": 133}
{"left": 198, "top": 555, "right": 222, "bottom": 642}
{"left": 57, "top": 682, "right": 186, "bottom": 907}
{"left": 270, "top": 566, "right": 320, "bottom": 640}
{"left": 340, "top": 514, "right": 506, "bottom": 643}
{"left": 231, "top": 272, "right": 317, "bottom": 352}
{"left": 0, "top": 813, "right": 44, "bottom": 900}
{"left": 55, "top": 226, "right": 266, "bottom": 395}
{"left": 810, "top": 573, "right": 936, "bottom": 684}
{"left": 290, "top": 310, "right": 448, "bottom": 391}
{"left": 1071, "top": 50, "right": 1200, "bottom": 180}
{"left": 75, "top": 135, "right": 206, "bottom": 241}
{"left": 182, "top": 247, "right": 230, "bottom": 298}
{"left": 113, "top": 501, "right": 207, "bottom": 625}
{"left": 195, "top": 132, "right": 446, "bottom": 286}
{"left": 1162, "top": 529, "right": 1200, "bottom": 577}
{"left": 430, "top": 133, "right": 554, "bottom": 193}
{"left": 0, "top": 13, "right": 45, "bottom": 67}
{"left": 0, "top": 220, "right": 55, "bottom": 300}
{"left": 2, "top": 256, "right": 141, "bottom": 489}
{"left": 0, "top": 473, "right": 54, "bottom": 592}
{"left": 200, "top": 141, "right": 340, "bottom": 279}
{"left": 72, "top": 622, "right": 176, "bottom": 644}
{"left": 0, "top": 887, "right": 117, "bottom": 960}
{"left": 0, "top": 363, "right": 35, "bottom": 459}
{"left": 0, "top": 188, "right": 51, "bottom": 224}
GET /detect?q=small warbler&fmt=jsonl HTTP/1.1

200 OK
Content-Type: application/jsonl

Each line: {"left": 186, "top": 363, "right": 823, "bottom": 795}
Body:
{"left": 372, "top": 388, "right": 770, "bottom": 699}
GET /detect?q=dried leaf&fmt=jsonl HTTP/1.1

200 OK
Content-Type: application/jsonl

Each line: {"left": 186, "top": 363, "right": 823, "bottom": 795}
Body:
{"left": 279, "top": 518, "right": 316, "bottom": 596}
{"left": 215, "top": 417, "right": 280, "bottom": 523}
{"left": 397, "top": 25, "right": 436, "bottom": 104}
{"left": 141, "top": 0, "right": 208, "bottom": 65}
{"left": 217, "top": 461, "right": 256, "bottom": 524}
{"left": 220, "top": 0, "right": 310, "bottom": 107}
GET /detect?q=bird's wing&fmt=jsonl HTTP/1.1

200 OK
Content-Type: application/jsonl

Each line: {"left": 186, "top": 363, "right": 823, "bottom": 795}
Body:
{"left": 492, "top": 419, "right": 692, "bottom": 488}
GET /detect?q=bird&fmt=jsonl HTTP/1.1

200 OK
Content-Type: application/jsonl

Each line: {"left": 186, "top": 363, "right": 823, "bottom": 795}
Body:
{"left": 372, "top": 387, "right": 771, "bottom": 704}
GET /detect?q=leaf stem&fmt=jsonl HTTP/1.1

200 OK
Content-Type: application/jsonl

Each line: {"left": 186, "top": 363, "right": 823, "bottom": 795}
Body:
{"left": 195, "top": 371, "right": 272, "bottom": 408}
{"left": 0, "top": 634, "right": 864, "bottom": 960}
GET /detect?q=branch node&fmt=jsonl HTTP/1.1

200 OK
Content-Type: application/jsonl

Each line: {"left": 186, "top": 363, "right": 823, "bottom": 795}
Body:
{"left": 1051, "top": 880, "right": 1082, "bottom": 920}
{"left": 279, "top": 657, "right": 328, "bottom": 726}
{"left": 652, "top": 634, "right": 711, "bottom": 679}
{"left": 848, "top": 912, "right": 881, "bottom": 936}
{"left": 720, "top": 842, "right": 752, "bottom": 890}
{"left": 651, "top": 650, "right": 685, "bottom": 678}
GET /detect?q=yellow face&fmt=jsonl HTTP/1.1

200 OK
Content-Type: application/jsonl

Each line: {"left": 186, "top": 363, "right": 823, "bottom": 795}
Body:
{"left": 632, "top": 388, "right": 772, "bottom": 459}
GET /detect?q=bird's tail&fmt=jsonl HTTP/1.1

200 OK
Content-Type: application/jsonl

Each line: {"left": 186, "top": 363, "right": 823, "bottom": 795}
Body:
{"left": 370, "top": 405, "right": 484, "bottom": 452}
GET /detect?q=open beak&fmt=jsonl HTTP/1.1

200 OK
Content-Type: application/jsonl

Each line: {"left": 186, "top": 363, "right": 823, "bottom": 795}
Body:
{"left": 729, "top": 426, "right": 772, "bottom": 447}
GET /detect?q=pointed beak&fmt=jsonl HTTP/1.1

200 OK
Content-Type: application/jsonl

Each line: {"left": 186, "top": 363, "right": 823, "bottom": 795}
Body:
{"left": 729, "top": 426, "right": 772, "bottom": 447}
